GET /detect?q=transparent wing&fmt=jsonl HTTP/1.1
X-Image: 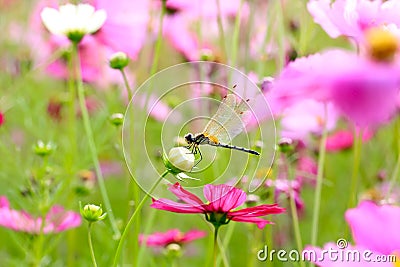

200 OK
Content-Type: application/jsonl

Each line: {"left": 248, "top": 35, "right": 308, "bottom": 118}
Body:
{"left": 203, "top": 94, "right": 237, "bottom": 136}
{"left": 204, "top": 94, "right": 251, "bottom": 144}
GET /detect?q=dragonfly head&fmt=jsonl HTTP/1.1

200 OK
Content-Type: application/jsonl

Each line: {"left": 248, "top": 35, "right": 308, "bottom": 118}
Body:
{"left": 184, "top": 133, "right": 195, "bottom": 144}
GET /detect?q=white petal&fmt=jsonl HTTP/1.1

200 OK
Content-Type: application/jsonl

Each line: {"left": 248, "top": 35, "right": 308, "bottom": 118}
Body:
{"left": 40, "top": 7, "right": 64, "bottom": 35}
{"left": 87, "top": 9, "right": 107, "bottom": 33}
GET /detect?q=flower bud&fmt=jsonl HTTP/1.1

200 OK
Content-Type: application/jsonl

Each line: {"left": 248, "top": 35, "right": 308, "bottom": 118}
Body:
{"left": 109, "top": 113, "right": 124, "bottom": 126}
{"left": 163, "top": 147, "right": 195, "bottom": 174}
{"left": 33, "top": 140, "right": 56, "bottom": 157}
{"left": 164, "top": 243, "right": 182, "bottom": 258}
{"left": 80, "top": 203, "right": 107, "bottom": 222}
{"left": 109, "top": 52, "right": 129, "bottom": 69}
{"left": 277, "top": 137, "right": 294, "bottom": 154}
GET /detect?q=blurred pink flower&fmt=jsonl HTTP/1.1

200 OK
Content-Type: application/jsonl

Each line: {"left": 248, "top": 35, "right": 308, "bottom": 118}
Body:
{"left": 346, "top": 201, "right": 400, "bottom": 255}
{"left": 296, "top": 155, "right": 318, "bottom": 185}
{"left": 304, "top": 201, "right": 400, "bottom": 266}
{"left": 307, "top": 0, "right": 400, "bottom": 42}
{"left": 161, "top": 0, "right": 247, "bottom": 61}
{"left": 271, "top": 49, "right": 400, "bottom": 127}
{"left": 265, "top": 179, "right": 304, "bottom": 212}
{"left": 0, "top": 196, "right": 81, "bottom": 234}
{"left": 280, "top": 99, "right": 339, "bottom": 141}
{"left": 325, "top": 129, "right": 374, "bottom": 152}
{"left": 139, "top": 229, "right": 206, "bottom": 247}
{"left": 31, "top": 0, "right": 149, "bottom": 85}
{"left": 0, "top": 112, "right": 4, "bottom": 126}
{"left": 151, "top": 183, "right": 285, "bottom": 229}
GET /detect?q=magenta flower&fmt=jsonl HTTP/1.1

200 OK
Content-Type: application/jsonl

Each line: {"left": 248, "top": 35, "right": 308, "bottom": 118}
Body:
{"left": 0, "top": 196, "right": 81, "bottom": 234}
{"left": 307, "top": 0, "right": 400, "bottom": 42}
{"left": 0, "top": 112, "right": 4, "bottom": 126}
{"left": 139, "top": 229, "right": 206, "bottom": 247}
{"left": 151, "top": 183, "right": 285, "bottom": 229}
{"left": 271, "top": 49, "right": 400, "bottom": 127}
{"left": 325, "top": 129, "right": 374, "bottom": 152}
{"left": 304, "top": 201, "right": 400, "bottom": 266}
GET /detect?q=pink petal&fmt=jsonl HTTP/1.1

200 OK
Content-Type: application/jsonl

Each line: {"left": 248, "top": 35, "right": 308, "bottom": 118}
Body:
{"left": 228, "top": 204, "right": 285, "bottom": 217}
{"left": 150, "top": 198, "right": 204, "bottom": 214}
{"left": 203, "top": 184, "right": 246, "bottom": 212}
{"left": 169, "top": 183, "right": 205, "bottom": 207}
{"left": 346, "top": 201, "right": 400, "bottom": 255}
{"left": 230, "top": 216, "right": 272, "bottom": 229}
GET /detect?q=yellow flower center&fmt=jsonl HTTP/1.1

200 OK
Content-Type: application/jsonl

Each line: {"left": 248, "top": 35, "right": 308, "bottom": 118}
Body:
{"left": 365, "top": 27, "right": 398, "bottom": 62}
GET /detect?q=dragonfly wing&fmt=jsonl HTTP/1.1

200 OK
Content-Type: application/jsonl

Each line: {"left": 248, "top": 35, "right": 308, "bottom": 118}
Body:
{"left": 203, "top": 94, "right": 237, "bottom": 136}
{"left": 209, "top": 96, "right": 252, "bottom": 144}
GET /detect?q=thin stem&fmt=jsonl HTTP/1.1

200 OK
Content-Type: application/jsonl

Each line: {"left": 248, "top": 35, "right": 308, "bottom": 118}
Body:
{"left": 286, "top": 158, "right": 305, "bottom": 267}
{"left": 72, "top": 42, "right": 120, "bottom": 237}
{"left": 213, "top": 226, "right": 220, "bottom": 267}
{"left": 310, "top": 105, "right": 328, "bottom": 248}
{"left": 230, "top": 0, "right": 244, "bottom": 67}
{"left": 215, "top": 0, "right": 227, "bottom": 62}
{"left": 276, "top": 0, "right": 286, "bottom": 71}
{"left": 387, "top": 118, "right": 400, "bottom": 196}
{"left": 113, "top": 170, "right": 169, "bottom": 267}
{"left": 116, "top": 66, "right": 140, "bottom": 260}
{"left": 150, "top": 0, "right": 166, "bottom": 77}
{"left": 347, "top": 129, "right": 362, "bottom": 209}
{"left": 120, "top": 69, "right": 132, "bottom": 101}
{"left": 88, "top": 223, "right": 98, "bottom": 267}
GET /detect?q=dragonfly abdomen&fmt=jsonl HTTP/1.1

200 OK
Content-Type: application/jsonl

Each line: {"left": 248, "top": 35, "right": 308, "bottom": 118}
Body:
{"left": 211, "top": 143, "right": 260, "bottom": 155}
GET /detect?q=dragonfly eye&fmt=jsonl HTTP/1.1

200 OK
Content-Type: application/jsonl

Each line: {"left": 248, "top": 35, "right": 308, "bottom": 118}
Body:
{"left": 184, "top": 133, "right": 194, "bottom": 142}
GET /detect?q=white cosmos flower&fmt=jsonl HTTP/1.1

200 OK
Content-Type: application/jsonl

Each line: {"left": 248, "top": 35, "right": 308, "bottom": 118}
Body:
{"left": 40, "top": 3, "right": 107, "bottom": 42}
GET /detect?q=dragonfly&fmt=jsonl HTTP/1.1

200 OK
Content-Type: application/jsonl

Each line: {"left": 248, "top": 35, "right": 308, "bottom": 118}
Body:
{"left": 184, "top": 93, "right": 260, "bottom": 164}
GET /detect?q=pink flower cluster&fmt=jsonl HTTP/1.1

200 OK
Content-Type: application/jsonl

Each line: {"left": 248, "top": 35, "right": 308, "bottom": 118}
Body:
{"left": 0, "top": 196, "right": 81, "bottom": 234}
{"left": 140, "top": 229, "right": 206, "bottom": 247}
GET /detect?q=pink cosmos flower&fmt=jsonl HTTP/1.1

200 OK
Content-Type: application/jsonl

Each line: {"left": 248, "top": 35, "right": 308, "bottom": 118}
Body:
{"left": 0, "top": 196, "right": 81, "bottom": 234}
{"left": 280, "top": 99, "right": 339, "bottom": 141}
{"left": 307, "top": 0, "right": 400, "bottom": 42}
{"left": 139, "top": 229, "right": 206, "bottom": 247}
{"left": 304, "top": 201, "right": 400, "bottom": 266}
{"left": 31, "top": 0, "right": 149, "bottom": 85}
{"left": 151, "top": 183, "right": 285, "bottom": 229}
{"left": 161, "top": 0, "right": 247, "bottom": 61}
{"left": 325, "top": 129, "right": 374, "bottom": 152}
{"left": 0, "top": 112, "right": 4, "bottom": 126}
{"left": 265, "top": 179, "right": 304, "bottom": 212}
{"left": 271, "top": 49, "right": 400, "bottom": 127}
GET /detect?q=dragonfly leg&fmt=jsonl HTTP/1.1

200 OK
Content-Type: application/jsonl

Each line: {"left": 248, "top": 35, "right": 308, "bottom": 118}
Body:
{"left": 193, "top": 146, "right": 202, "bottom": 168}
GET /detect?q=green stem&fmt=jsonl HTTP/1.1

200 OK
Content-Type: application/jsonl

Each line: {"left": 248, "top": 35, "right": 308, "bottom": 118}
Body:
{"left": 120, "top": 69, "right": 132, "bottom": 101}
{"left": 298, "top": 0, "right": 310, "bottom": 56}
{"left": 230, "top": 0, "right": 244, "bottom": 67}
{"left": 112, "top": 170, "right": 169, "bottom": 267}
{"left": 310, "top": 105, "right": 328, "bottom": 248}
{"left": 88, "top": 223, "right": 98, "bottom": 267}
{"left": 72, "top": 42, "right": 120, "bottom": 238}
{"left": 213, "top": 226, "right": 220, "bottom": 267}
{"left": 215, "top": 0, "right": 227, "bottom": 62}
{"left": 118, "top": 67, "right": 140, "bottom": 263}
{"left": 387, "top": 119, "right": 400, "bottom": 196}
{"left": 286, "top": 157, "right": 305, "bottom": 267}
{"left": 150, "top": 0, "right": 166, "bottom": 77}
{"left": 276, "top": 0, "right": 286, "bottom": 71}
{"left": 347, "top": 129, "right": 362, "bottom": 209}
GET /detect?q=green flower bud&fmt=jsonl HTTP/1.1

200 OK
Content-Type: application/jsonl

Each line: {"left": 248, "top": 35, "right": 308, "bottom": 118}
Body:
{"left": 109, "top": 113, "right": 124, "bottom": 126}
{"left": 277, "top": 137, "right": 294, "bottom": 154}
{"left": 164, "top": 243, "right": 182, "bottom": 259}
{"left": 80, "top": 203, "right": 107, "bottom": 223}
{"left": 33, "top": 140, "right": 56, "bottom": 157}
{"left": 109, "top": 52, "right": 129, "bottom": 69}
